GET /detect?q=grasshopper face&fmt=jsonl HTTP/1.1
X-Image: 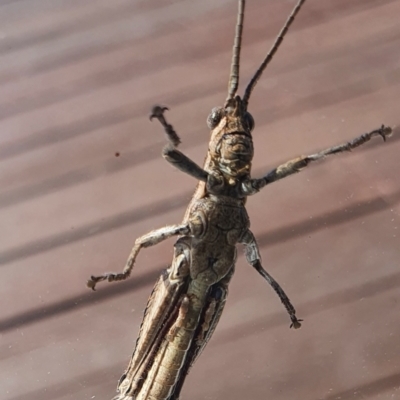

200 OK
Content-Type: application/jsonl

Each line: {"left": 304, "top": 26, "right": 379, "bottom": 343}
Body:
{"left": 207, "top": 96, "right": 254, "bottom": 178}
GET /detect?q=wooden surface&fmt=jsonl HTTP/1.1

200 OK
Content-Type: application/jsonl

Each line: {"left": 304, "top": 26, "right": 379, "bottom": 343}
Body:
{"left": 1, "top": 1, "right": 400, "bottom": 399}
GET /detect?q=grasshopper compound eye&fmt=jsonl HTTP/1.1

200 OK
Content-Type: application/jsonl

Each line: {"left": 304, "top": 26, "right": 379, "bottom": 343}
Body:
{"left": 245, "top": 112, "right": 255, "bottom": 132}
{"left": 207, "top": 107, "right": 225, "bottom": 129}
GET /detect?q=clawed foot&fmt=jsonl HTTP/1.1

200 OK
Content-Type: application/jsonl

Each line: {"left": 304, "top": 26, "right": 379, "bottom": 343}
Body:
{"left": 149, "top": 105, "right": 169, "bottom": 123}
{"left": 87, "top": 275, "right": 102, "bottom": 291}
{"left": 149, "top": 105, "right": 181, "bottom": 147}
{"left": 290, "top": 316, "right": 303, "bottom": 329}
{"left": 376, "top": 124, "right": 393, "bottom": 142}
{"left": 86, "top": 272, "right": 129, "bottom": 291}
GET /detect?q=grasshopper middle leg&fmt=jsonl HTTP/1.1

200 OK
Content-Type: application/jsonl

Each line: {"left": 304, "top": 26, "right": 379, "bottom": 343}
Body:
{"left": 87, "top": 224, "right": 190, "bottom": 290}
{"left": 240, "top": 230, "right": 302, "bottom": 329}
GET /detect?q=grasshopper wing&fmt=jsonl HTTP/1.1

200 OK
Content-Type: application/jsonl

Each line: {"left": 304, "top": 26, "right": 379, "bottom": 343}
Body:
{"left": 169, "top": 267, "right": 234, "bottom": 400}
{"left": 116, "top": 267, "right": 188, "bottom": 398}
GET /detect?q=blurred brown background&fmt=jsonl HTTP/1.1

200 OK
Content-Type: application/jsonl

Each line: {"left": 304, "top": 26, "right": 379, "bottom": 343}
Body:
{"left": 1, "top": 0, "right": 399, "bottom": 399}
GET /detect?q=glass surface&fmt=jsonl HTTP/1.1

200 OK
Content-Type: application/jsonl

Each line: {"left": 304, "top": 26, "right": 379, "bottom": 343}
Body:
{"left": 1, "top": 1, "right": 399, "bottom": 399}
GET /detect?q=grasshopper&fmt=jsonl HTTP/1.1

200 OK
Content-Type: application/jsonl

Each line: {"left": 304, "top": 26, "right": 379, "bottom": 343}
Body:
{"left": 87, "top": 0, "right": 393, "bottom": 399}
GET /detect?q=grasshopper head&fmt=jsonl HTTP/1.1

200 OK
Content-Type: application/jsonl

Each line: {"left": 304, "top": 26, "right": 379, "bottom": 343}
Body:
{"left": 208, "top": 0, "right": 305, "bottom": 182}
{"left": 207, "top": 96, "right": 254, "bottom": 179}
{"left": 205, "top": 0, "right": 305, "bottom": 182}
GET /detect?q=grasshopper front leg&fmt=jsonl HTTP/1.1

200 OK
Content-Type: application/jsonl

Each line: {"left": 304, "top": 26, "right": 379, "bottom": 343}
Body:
{"left": 245, "top": 125, "right": 392, "bottom": 193}
{"left": 150, "top": 105, "right": 209, "bottom": 182}
{"left": 87, "top": 224, "right": 190, "bottom": 290}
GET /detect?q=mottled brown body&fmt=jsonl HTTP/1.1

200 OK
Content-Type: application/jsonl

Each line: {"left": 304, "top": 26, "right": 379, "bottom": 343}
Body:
{"left": 86, "top": 1, "right": 393, "bottom": 399}
{"left": 115, "top": 134, "right": 253, "bottom": 399}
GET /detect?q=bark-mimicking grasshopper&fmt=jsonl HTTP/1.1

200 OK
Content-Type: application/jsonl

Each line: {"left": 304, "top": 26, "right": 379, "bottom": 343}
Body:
{"left": 87, "top": 0, "right": 393, "bottom": 399}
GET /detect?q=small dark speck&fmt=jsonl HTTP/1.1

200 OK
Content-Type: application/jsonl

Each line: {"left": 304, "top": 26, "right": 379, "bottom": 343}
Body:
{"left": 115, "top": 152, "right": 120, "bottom": 157}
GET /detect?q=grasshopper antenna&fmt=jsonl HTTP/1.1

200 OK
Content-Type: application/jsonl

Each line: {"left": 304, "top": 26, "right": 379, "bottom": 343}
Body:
{"left": 226, "top": 0, "right": 246, "bottom": 105}
{"left": 242, "top": 0, "right": 307, "bottom": 108}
